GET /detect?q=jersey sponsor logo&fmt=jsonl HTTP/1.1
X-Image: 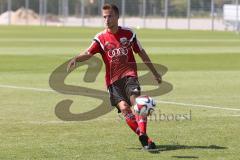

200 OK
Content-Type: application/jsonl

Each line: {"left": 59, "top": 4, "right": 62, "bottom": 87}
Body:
{"left": 105, "top": 41, "right": 129, "bottom": 58}
{"left": 107, "top": 47, "right": 128, "bottom": 58}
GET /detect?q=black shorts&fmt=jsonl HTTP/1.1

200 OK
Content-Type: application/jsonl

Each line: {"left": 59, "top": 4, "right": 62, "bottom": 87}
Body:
{"left": 108, "top": 76, "right": 141, "bottom": 109}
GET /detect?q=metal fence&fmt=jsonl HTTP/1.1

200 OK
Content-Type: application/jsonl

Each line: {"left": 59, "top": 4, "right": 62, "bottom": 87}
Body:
{"left": 0, "top": 0, "right": 239, "bottom": 31}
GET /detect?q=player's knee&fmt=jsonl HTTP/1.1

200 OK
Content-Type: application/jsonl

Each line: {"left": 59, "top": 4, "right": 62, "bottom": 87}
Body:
{"left": 130, "top": 95, "right": 139, "bottom": 106}
{"left": 128, "top": 86, "right": 141, "bottom": 97}
{"left": 128, "top": 85, "right": 141, "bottom": 105}
{"left": 117, "top": 101, "right": 131, "bottom": 114}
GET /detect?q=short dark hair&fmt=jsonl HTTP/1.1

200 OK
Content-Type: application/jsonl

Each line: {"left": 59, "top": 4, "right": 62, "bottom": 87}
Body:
{"left": 102, "top": 4, "right": 119, "bottom": 17}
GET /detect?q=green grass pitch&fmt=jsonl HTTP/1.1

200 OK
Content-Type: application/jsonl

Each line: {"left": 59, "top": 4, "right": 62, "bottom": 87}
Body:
{"left": 0, "top": 26, "right": 240, "bottom": 159}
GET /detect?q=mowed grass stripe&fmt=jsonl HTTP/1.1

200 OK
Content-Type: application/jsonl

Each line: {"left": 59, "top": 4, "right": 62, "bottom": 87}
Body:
{"left": 1, "top": 84, "right": 240, "bottom": 112}
{"left": 1, "top": 38, "right": 240, "bottom": 42}
{"left": 0, "top": 54, "right": 240, "bottom": 73}
{"left": 1, "top": 47, "right": 240, "bottom": 55}
{"left": 0, "top": 25, "right": 239, "bottom": 39}
{"left": 1, "top": 41, "right": 240, "bottom": 48}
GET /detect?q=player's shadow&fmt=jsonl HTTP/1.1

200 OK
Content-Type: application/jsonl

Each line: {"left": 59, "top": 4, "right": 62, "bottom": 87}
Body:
{"left": 128, "top": 144, "right": 227, "bottom": 154}
{"left": 157, "top": 144, "right": 227, "bottom": 152}
{"left": 172, "top": 156, "right": 199, "bottom": 159}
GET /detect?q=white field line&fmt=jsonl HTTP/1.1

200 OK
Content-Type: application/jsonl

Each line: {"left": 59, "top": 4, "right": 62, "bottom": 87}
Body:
{"left": 156, "top": 100, "right": 240, "bottom": 111}
{"left": 0, "top": 38, "right": 240, "bottom": 42}
{"left": 0, "top": 84, "right": 240, "bottom": 112}
{"left": 0, "top": 84, "right": 54, "bottom": 92}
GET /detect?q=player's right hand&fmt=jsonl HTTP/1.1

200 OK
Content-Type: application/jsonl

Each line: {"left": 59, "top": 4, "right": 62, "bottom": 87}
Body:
{"left": 67, "top": 58, "right": 76, "bottom": 72}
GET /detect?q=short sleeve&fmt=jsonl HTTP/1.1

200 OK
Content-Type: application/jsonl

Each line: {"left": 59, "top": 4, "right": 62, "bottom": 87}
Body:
{"left": 131, "top": 35, "right": 143, "bottom": 53}
{"left": 87, "top": 40, "right": 103, "bottom": 55}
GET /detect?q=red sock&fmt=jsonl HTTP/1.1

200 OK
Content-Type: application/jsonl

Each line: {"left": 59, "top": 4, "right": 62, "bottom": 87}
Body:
{"left": 135, "top": 114, "right": 147, "bottom": 136}
{"left": 123, "top": 110, "right": 140, "bottom": 135}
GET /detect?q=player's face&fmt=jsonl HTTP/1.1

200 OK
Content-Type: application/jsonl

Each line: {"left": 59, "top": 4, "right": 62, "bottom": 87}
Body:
{"left": 102, "top": 9, "right": 118, "bottom": 29}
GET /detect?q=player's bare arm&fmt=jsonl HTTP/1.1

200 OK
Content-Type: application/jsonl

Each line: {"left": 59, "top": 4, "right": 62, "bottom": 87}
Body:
{"left": 67, "top": 51, "right": 92, "bottom": 72}
{"left": 138, "top": 49, "right": 162, "bottom": 84}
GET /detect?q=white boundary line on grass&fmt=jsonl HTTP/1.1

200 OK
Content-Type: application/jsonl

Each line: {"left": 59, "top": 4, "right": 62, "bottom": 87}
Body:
{"left": 0, "top": 84, "right": 240, "bottom": 112}
{"left": 156, "top": 100, "right": 240, "bottom": 111}
{"left": 0, "top": 84, "right": 54, "bottom": 92}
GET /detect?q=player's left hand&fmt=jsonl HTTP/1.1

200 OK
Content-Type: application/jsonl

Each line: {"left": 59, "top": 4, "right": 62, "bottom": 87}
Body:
{"left": 154, "top": 73, "right": 162, "bottom": 84}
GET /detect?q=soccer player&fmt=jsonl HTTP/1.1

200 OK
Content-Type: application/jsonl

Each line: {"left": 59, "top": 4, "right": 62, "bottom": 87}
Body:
{"left": 67, "top": 4, "right": 162, "bottom": 150}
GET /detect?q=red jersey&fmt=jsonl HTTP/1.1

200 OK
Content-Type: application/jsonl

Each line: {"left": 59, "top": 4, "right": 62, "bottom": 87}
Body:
{"left": 87, "top": 26, "right": 143, "bottom": 87}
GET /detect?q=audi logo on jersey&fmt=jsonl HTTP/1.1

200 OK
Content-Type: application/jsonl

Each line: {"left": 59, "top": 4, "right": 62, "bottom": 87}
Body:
{"left": 107, "top": 47, "right": 128, "bottom": 58}
{"left": 105, "top": 41, "right": 129, "bottom": 58}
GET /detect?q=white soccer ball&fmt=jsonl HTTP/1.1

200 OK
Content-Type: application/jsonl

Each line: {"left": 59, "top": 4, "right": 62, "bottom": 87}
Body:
{"left": 133, "top": 95, "right": 156, "bottom": 116}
